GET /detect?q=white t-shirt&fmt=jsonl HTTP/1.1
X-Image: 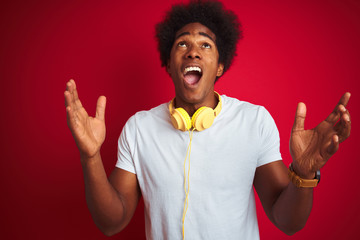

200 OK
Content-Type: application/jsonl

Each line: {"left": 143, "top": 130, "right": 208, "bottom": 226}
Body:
{"left": 116, "top": 95, "right": 282, "bottom": 240}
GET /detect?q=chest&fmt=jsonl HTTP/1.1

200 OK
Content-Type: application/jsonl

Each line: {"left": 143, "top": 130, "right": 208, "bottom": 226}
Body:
{"left": 133, "top": 124, "right": 260, "bottom": 196}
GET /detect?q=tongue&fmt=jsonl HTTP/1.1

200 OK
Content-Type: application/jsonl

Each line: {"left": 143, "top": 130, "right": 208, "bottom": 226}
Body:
{"left": 184, "top": 73, "right": 201, "bottom": 85}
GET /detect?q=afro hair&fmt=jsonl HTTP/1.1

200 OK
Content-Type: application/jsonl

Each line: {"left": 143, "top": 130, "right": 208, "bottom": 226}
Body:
{"left": 155, "top": 0, "right": 242, "bottom": 80}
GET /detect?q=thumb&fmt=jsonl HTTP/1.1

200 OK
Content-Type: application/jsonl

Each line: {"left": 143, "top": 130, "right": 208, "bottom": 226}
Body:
{"left": 292, "top": 102, "right": 306, "bottom": 132}
{"left": 96, "top": 96, "right": 106, "bottom": 121}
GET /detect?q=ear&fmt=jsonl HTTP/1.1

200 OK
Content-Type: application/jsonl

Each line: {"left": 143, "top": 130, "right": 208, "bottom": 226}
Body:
{"left": 166, "top": 60, "right": 171, "bottom": 76}
{"left": 216, "top": 63, "right": 224, "bottom": 77}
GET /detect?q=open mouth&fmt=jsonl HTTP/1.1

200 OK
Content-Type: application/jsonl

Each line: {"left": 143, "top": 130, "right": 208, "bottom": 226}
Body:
{"left": 183, "top": 66, "right": 202, "bottom": 85}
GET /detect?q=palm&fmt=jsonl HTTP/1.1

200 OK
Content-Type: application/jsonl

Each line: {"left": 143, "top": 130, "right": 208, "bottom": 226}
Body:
{"left": 291, "top": 123, "right": 333, "bottom": 175}
{"left": 289, "top": 93, "right": 351, "bottom": 177}
{"left": 64, "top": 80, "right": 107, "bottom": 158}
{"left": 72, "top": 107, "right": 106, "bottom": 157}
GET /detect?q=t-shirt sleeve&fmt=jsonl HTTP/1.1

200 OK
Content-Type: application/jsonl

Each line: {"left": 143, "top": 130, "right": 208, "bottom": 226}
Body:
{"left": 115, "top": 115, "right": 136, "bottom": 174}
{"left": 257, "top": 107, "right": 282, "bottom": 167}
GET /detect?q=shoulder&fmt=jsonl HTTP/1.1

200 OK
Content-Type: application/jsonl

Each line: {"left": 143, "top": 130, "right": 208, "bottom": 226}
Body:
{"left": 219, "top": 95, "right": 278, "bottom": 136}
{"left": 124, "top": 101, "right": 171, "bottom": 131}
{"left": 134, "top": 102, "right": 169, "bottom": 121}
{"left": 221, "top": 94, "right": 271, "bottom": 119}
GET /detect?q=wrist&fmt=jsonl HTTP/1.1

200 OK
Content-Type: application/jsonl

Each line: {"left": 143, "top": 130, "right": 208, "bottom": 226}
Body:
{"left": 291, "top": 163, "right": 316, "bottom": 179}
{"left": 289, "top": 163, "right": 320, "bottom": 188}
{"left": 80, "top": 151, "right": 101, "bottom": 165}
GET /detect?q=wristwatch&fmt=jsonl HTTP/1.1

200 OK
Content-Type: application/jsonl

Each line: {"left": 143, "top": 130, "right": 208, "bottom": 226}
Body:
{"left": 288, "top": 163, "right": 321, "bottom": 188}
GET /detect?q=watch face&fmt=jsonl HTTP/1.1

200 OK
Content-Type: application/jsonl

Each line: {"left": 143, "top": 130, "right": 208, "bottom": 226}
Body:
{"left": 316, "top": 170, "right": 321, "bottom": 183}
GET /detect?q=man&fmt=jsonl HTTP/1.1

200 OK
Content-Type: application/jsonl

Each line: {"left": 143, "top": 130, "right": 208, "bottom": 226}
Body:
{"left": 64, "top": 1, "right": 351, "bottom": 239}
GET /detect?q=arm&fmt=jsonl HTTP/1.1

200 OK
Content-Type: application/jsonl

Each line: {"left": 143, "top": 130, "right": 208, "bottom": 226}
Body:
{"left": 64, "top": 80, "right": 141, "bottom": 236}
{"left": 254, "top": 160, "right": 313, "bottom": 235}
{"left": 254, "top": 92, "right": 351, "bottom": 235}
{"left": 81, "top": 154, "right": 141, "bottom": 236}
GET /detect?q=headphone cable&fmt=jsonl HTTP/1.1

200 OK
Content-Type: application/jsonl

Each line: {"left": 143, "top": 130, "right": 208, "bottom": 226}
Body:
{"left": 182, "top": 128, "right": 194, "bottom": 240}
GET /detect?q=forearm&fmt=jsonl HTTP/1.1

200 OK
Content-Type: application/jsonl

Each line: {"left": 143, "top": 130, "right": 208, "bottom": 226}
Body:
{"left": 81, "top": 152, "right": 125, "bottom": 236}
{"left": 254, "top": 161, "right": 314, "bottom": 236}
{"left": 271, "top": 182, "right": 313, "bottom": 235}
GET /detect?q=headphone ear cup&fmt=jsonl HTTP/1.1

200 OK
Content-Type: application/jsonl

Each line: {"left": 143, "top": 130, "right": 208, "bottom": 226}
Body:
{"left": 171, "top": 108, "right": 192, "bottom": 131}
{"left": 192, "top": 107, "right": 215, "bottom": 131}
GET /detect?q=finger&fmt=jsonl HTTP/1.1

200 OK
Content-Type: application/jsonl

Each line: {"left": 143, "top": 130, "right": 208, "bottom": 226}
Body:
{"left": 341, "top": 105, "right": 351, "bottom": 122}
{"left": 70, "top": 79, "right": 79, "bottom": 101}
{"left": 95, "top": 96, "right": 106, "bottom": 121}
{"left": 325, "top": 92, "right": 351, "bottom": 124}
{"left": 326, "top": 134, "right": 339, "bottom": 156}
{"left": 66, "top": 79, "right": 72, "bottom": 91}
{"left": 339, "top": 104, "right": 351, "bottom": 126}
{"left": 325, "top": 104, "right": 342, "bottom": 125}
{"left": 292, "top": 102, "right": 306, "bottom": 132}
{"left": 66, "top": 105, "right": 77, "bottom": 130}
{"left": 65, "top": 80, "right": 80, "bottom": 111}
{"left": 334, "top": 107, "right": 351, "bottom": 142}
{"left": 64, "top": 90, "right": 73, "bottom": 108}
{"left": 70, "top": 79, "right": 83, "bottom": 110}
{"left": 67, "top": 79, "right": 83, "bottom": 111}
{"left": 66, "top": 80, "right": 76, "bottom": 108}
{"left": 65, "top": 80, "right": 77, "bottom": 109}
{"left": 337, "top": 92, "right": 351, "bottom": 108}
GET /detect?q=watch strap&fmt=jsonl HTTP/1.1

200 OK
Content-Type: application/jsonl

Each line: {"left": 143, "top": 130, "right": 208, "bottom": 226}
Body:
{"left": 288, "top": 164, "right": 320, "bottom": 188}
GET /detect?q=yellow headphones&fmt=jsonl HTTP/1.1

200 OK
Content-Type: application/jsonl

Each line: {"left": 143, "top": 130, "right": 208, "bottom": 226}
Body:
{"left": 168, "top": 92, "right": 222, "bottom": 131}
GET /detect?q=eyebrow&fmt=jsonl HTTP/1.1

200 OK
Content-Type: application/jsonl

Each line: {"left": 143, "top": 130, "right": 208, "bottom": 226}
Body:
{"left": 175, "top": 31, "right": 215, "bottom": 42}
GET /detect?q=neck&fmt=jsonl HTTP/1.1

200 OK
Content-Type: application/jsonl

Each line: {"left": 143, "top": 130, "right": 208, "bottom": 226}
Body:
{"left": 174, "top": 92, "right": 218, "bottom": 117}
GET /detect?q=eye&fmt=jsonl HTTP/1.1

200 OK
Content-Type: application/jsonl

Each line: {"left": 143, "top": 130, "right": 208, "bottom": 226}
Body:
{"left": 178, "top": 41, "right": 187, "bottom": 48}
{"left": 202, "top": 43, "right": 211, "bottom": 49}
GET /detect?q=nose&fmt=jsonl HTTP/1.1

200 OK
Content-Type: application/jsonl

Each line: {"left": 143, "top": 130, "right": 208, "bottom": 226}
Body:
{"left": 186, "top": 45, "right": 201, "bottom": 59}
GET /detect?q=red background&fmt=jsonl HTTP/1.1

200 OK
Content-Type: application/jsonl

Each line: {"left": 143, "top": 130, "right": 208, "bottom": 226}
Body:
{"left": 1, "top": 0, "right": 359, "bottom": 239}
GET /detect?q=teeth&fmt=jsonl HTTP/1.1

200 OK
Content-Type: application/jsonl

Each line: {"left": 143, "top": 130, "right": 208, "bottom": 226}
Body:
{"left": 184, "top": 66, "right": 202, "bottom": 74}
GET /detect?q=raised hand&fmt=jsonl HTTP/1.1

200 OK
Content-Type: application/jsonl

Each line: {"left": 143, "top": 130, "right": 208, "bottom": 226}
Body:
{"left": 64, "top": 79, "right": 107, "bottom": 159}
{"left": 290, "top": 93, "right": 351, "bottom": 178}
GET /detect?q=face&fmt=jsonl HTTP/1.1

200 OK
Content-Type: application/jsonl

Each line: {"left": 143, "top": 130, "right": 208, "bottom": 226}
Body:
{"left": 167, "top": 22, "right": 224, "bottom": 111}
